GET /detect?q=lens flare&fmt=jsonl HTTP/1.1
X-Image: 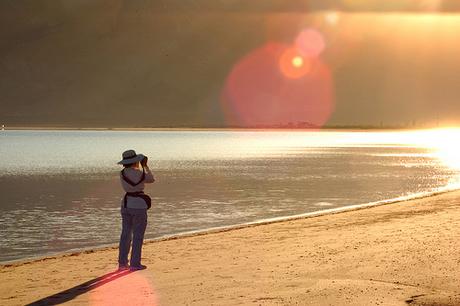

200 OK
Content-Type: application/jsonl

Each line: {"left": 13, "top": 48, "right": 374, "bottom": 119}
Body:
{"left": 325, "top": 11, "right": 340, "bottom": 26}
{"left": 292, "top": 56, "right": 304, "bottom": 67}
{"left": 420, "top": 0, "right": 442, "bottom": 12}
{"left": 279, "top": 48, "right": 312, "bottom": 79}
{"left": 221, "top": 42, "right": 334, "bottom": 128}
{"left": 295, "top": 29, "right": 326, "bottom": 57}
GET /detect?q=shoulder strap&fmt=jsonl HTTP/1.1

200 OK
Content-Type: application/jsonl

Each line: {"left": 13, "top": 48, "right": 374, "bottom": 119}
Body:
{"left": 121, "top": 167, "right": 145, "bottom": 187}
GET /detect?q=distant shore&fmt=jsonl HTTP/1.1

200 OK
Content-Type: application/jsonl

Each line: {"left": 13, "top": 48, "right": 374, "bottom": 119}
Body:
{"left": 2, "top": 190, "right": 460, "bottom": 305}
{"left": 0, "top": 125, "right": 443, "bottom": 132}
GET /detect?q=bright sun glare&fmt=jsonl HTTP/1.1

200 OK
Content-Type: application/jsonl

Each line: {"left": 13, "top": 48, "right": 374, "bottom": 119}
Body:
{"left": 415, "top": 128, "right": 460, "bottom": 170}
{"left": 341, "top": 128, "right": 460, "bottom": 171}
{"left": 375, "top": 128, "right": 460, "bottom": 171}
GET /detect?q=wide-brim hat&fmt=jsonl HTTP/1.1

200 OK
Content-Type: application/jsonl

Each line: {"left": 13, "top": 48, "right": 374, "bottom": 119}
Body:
{"left": 117, "top": 149, "right": 145, "bottom": 165}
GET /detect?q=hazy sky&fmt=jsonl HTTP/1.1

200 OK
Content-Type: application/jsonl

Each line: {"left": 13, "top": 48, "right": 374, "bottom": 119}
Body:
{"left": 1, "top": 0, "right": 460, "bottom": 128}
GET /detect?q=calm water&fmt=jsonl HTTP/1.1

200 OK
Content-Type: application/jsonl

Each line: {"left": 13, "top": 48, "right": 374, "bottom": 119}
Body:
{"left": 0, "top": 129, "right": 459, "bottom": 262}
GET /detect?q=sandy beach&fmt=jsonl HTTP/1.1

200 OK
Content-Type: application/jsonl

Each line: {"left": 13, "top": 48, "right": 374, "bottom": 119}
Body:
{"left": 1, "top": 191, "right": 460, "bottom": 306}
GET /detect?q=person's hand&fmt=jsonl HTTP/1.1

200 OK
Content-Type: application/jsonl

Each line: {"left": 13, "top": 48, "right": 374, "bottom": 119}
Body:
{"left": 141, "top": 156, "right": 148, "bottom": 167}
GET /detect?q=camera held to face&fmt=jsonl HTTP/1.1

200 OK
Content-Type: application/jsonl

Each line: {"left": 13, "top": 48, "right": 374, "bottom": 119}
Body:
{"left": 141, "top": 156, "right": 148, "bottom": 167}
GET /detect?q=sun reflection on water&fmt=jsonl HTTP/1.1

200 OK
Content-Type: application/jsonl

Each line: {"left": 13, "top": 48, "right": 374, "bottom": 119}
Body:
{"left": 413, "top": 128, "right": 460, "bottom": 170}
{"left": 340, "top": 128, "right": 460, "bottom": 171}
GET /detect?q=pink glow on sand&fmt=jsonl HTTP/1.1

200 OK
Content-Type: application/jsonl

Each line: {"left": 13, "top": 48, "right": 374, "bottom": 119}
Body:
{"left": 89, "top": 271, "right": 159, "bottom": 306}
{"left": 221, "top": 42, "right": 334, "bottom": 127}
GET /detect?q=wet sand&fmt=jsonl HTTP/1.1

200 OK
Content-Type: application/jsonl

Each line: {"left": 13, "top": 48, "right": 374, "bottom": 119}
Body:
{"left": 1, "top": 191, "right": 460, "bottom": 305}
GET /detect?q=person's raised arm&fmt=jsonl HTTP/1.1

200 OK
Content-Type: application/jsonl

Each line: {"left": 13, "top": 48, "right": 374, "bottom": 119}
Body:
{"left": 141, "top": 156, "right": 155, "bottom": 183}
{"left": 143, "top": 165, "right": 155, "bottom": 183}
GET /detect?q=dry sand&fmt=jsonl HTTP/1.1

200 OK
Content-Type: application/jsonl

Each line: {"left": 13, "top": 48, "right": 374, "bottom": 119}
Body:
{"left": 1, "top": 191, "right": 460, "bottom": 305}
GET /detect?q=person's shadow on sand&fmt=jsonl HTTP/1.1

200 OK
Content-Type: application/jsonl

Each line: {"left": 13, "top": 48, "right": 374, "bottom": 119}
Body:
{"left": 25, "top": 269, "right": 133, "bottom": 305}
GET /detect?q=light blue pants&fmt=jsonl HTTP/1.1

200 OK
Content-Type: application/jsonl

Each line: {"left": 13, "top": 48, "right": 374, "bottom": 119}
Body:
{"left": 118, "top": 207, "right": 147, "bottom": 267}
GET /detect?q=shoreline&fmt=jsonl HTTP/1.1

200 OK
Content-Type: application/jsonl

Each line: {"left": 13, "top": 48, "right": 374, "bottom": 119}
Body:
{"left": 2, "top": 184, "right": 459, "bottom": 268}
{"left": 2, "top": 188, "right": 460, "bottom": 305}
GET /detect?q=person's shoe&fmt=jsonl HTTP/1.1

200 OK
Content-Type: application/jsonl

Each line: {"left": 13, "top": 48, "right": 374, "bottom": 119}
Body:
{"left": 129, "top": 264, "right": 147, "bottom": 271}
{"left": 118, "top": 264, "right": 130, "bottom": 271}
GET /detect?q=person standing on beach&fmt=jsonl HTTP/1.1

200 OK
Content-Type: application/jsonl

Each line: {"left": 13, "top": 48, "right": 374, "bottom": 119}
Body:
{"left": 117, "top": 149, "right": 155, "bottom": 271}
